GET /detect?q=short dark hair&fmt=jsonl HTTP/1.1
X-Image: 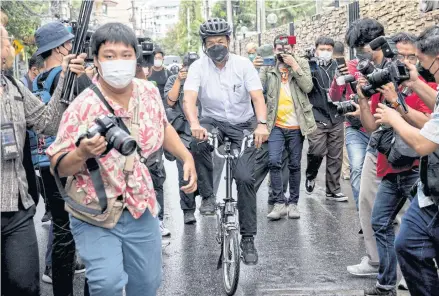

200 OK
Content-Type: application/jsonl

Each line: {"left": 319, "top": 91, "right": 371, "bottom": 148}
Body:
{"left": 40, "top": 50, "right": 52, "bottom": 60}
{"left": 345, "top": 18, "right": 385, "bottom": 48}
{"left": 391, "top": 32, "right": 417, "bottom": 45}
{"left": 91, "top": 22, "right": 138, "bottom": 57}
{"left": 153, "top": 49, "right": 164, "bottom": 57}
{"left": 273, "top": 34, "right": 288, "bottom": 48}
{"left": 29, "top": 54, "right": 44, "bottom": 69}
{"left": 416, "top": 25, "right": 439, "bottom": 56}
{"left": 333, "top": 41, "right": 345, "bottom": 55}
{"left": 315, "top": 36, "right": 335, "bottom": 48}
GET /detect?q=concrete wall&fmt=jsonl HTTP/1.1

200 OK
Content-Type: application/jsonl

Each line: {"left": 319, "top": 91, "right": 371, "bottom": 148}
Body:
{"left": 237, "top": 0, "right": 439, "bottom": 57}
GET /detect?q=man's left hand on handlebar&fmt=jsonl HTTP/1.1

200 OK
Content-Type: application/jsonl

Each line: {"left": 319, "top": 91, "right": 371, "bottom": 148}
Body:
{"left": 253, "top": 124, "right": 269, "bottom": 148}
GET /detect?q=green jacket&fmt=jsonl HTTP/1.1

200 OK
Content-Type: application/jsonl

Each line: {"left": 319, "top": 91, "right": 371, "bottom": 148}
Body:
{"left": 259, "top": 56, "right": 317, "bottom": 136}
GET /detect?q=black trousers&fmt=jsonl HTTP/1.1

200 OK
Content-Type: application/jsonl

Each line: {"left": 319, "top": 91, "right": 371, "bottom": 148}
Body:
{"left": 1, "top": 203, "right": 40, "bottom": 296}
{"left": 177, "top": 158, "right": 197, "bottom": 212}
{"left": 306, "top": 121, "right": 344, "bottom": 194}
{"left": 40, "top": 166, "right": 76, "bottom": 296}
{"left": 193, "top": 117, "right": 257, "bottom": 235}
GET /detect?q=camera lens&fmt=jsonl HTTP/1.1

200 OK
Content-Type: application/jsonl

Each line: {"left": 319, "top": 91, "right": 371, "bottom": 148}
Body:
{"left": 106, "top": 127, "right": 137, "bottom": 156}
{"left": 336, "top": 101, "right": 356, "bottom": 115}
{"left": 357, "top": 59, "right": 375, "bottom": 75}
{"left": 120, "top": 139, "right": 137, "bottom": 156}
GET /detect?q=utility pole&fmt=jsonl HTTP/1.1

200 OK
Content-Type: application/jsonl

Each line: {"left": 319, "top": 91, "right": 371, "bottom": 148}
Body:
{"left": 131, "top": 0, "right": 137, "bottom": 33}
{"left": 261, "top": 0, "right": 266, "bottom": 32}
{"left": 226, "top": 0, "right": 233, "bottom": 34}
{"left": 315, "top": 0, "right": 322, "bottom": 14}
{"left": 256, "top": 0, "right": 260, "bottom": 33}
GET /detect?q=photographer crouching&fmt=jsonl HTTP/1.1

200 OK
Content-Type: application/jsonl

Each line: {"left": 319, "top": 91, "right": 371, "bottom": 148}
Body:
{"left": 0, "top": 25, "right": 85, "bottom": 296}
{"left": 354, "top": 33, "right": 434, "bottom": 296}
{"left": 373, "top": 26, "right": 439, "bottom": 296}
{"left": 47, "top": 23, "right": 197, "bottom": 296}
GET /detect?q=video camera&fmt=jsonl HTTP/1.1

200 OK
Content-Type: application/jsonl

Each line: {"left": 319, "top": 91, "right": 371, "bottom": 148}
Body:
{"left": 357, "top": 36, "right": 410, "bottom": 98}
{"left": 186, "top": 52, "right": 199, "bottom": 68}
{"left": 137, "top": 37, "right": 154, "bottom": 66}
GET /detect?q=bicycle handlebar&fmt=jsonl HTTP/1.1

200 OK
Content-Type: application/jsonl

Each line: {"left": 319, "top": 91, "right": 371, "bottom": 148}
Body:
{"left": 206, "top": 129, "right": 254, "bottom": 159}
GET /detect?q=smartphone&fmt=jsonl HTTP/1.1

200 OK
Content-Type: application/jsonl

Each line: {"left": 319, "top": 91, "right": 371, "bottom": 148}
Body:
{"left": 336, "top": 57, "right": 346, "bottom": 67}
{"left": 262, "top": 56, "right": 276, "bottom": 66}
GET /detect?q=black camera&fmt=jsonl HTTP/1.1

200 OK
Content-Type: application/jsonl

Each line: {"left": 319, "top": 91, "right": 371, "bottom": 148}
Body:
{"left": 334, "top": 94, "right": 360, "bottom": 116}
{"left": 84, "top": 114, "right": 137, "bottom": 156}
{"left": 137, "top": 37, "right": 154, "bottom": 66}
{"left": 357, "top": 37, "right": 410, "bottom": 97}
{"left": 187, "top": 52, "right": 199, "bottom": 67}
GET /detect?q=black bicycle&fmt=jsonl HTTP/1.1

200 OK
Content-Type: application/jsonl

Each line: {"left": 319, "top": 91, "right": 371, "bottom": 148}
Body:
{"left": 207, "top": 128, "right": 254, "bottom": 296}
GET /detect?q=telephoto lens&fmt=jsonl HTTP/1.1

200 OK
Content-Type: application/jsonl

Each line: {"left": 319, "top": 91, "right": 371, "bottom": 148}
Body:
{"left": 336, "top": 101, "right": 357, "bottom": 115}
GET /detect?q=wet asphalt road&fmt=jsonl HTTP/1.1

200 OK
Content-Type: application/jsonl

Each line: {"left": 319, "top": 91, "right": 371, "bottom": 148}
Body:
{"left": 35, "top": 143, "right": 410, "bottom": 296}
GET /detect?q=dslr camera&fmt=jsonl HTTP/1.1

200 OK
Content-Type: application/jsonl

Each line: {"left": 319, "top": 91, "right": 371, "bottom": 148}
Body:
{"left": 357, "top": 36, "right": 410, "bottom": 97}
{"left": 332, "top": 75, "right": 360, "bottom": 116}
{"left": 77, "top": 114, "right": 137, "bottom": 156}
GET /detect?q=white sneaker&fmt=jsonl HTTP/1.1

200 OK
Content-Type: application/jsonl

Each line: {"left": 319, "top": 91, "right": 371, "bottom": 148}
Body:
{"left": 160, "top": 221, "right": 171, "bottom": 237}
{"left": 266, "top": 203, "right": 287, "bottom": 220}
{"left": 347, "top": 256, "right": 379, "bottom": 276}
{"left": 287, "top": 204, "right": 300, "bottom": 219}
{"left": 398, "top": 277, "right": 408, "bottom": 290}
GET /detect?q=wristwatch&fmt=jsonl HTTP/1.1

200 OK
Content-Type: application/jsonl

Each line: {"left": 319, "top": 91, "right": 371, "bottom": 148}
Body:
{"left": 258, "top": 119, "right": 267, "bottom": 125}
{"left": 390, "top": 101, "right": 401, "bottom": 109}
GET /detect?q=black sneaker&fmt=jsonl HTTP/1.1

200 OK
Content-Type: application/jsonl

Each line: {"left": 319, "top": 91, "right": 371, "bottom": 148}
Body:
{"left": 199, "top": 196, "right": 216, "bottom": 215}
{"left": 364, "top": 286, "right": 396, "bottom": 296}
{"left": 184, "top": 211, "right": 197, "bottom": 224}
{"left": 41, "top": 211, "right": 52, "bottom": 223}
{"left": 240, "top": 236, "right": 258, "bottom": 265}
{"left": 326, "top": 192, "right": 348, "bottom": 202}
{"left": 305, "top": 179, "right": 315, "bottom": 194}
{"left": 75, "top": 262, "right": 86, "bottom": 274}
{"left": 42, "top": 266, "right": 52, "bottom": 284}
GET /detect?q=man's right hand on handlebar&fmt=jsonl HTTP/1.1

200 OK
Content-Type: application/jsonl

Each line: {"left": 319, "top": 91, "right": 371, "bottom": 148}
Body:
{"left": 190, "top": 123, "right": 208, "bottom": 140}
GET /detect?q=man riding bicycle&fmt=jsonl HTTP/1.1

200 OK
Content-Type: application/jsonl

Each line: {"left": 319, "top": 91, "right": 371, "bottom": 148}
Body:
{"left": 183, "top": 18, "right": 269, "bottom": 265}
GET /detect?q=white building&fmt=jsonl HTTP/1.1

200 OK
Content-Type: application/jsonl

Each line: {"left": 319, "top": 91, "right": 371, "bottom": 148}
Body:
{"left": 140, "top": 0, "right": 180, "bottom": 40}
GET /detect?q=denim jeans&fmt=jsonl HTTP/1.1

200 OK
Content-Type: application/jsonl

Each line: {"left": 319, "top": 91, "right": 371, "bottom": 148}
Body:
{"left": 268, "top": 127, "right": 304, "bottom": 205}
{"left": 345, "top": 127, "right": 370, "bottom": 208}
{"left": 371, "top": 170, "right": 419, "bottom": 289}
{"left": 71, "top": 210, "right": 162, "bottom": 296}
{"left": 45, "top": 222, "right": 53, "bottom": 266}
{"left": 395, "top": 194, "right": 439, "bottom": 296}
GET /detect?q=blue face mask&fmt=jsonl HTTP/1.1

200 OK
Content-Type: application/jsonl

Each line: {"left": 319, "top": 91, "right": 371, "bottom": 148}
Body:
{"left": 248, "top": 53, "right": 256, "bottom": 62}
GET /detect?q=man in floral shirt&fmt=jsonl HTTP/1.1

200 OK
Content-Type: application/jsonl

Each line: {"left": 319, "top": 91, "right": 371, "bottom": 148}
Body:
{"left": 47, "top": 23, "right": 196, "bottom": 296}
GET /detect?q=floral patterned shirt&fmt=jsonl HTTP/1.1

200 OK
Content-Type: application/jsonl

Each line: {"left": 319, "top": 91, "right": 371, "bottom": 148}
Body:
{"left": 46, "top": 78, "right": 166, "bottom": 219}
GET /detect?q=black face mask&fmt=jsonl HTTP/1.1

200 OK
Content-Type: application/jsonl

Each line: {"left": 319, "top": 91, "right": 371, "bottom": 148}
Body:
{"left": 417, "top": 63, "right": 436, "bottom": 83}
{"left": 207, "top": 44, "right": 229, "bottom": 63}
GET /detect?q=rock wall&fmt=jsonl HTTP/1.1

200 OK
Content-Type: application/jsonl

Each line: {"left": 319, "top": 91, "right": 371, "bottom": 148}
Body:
{"left": 237, "top": 0, "right": 439, "bottom": 57}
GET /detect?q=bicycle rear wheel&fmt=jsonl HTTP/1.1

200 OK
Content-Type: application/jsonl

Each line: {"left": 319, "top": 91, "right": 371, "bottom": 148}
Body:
{"left": 222, "top": 229, "right": 240, "bottom": 295}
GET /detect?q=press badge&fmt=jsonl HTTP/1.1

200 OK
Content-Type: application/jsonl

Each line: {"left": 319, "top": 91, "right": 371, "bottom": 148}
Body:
{"left": 1, "top": 122, "right": 20, "bottom": 160}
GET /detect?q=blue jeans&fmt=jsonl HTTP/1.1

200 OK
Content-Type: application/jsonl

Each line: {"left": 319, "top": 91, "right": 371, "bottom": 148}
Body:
{"left": 345, "top": 127, "right": 369, "bottom": 209}
{"left": 395, "top": 194, "right": 439, "bottom": 296}
{"left": 70, "top": 210, "right": 162, "bottom": 296}
{"left": 371, "top": 170, "right": 418, "bottom": 289}
{"left": 268, "top": 127, "right": 304, "bottom": 205}
{"left": 45, "top": 222, "right": 53, "bottom": 267}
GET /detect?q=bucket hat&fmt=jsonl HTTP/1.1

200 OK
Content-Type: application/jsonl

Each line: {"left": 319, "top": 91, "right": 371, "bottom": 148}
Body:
{"left": 35, "top": 21, "right": 74, "bottom": 56}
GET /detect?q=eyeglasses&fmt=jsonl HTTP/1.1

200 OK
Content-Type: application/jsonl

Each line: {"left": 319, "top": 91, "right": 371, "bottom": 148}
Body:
{"left": 396, "top": 54, "right": 418, "bottom": 63}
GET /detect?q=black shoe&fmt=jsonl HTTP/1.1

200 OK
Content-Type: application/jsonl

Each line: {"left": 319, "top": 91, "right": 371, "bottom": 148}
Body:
{"left": 240, "top": 236, "right": 258, "bottom": 265}
{"left": 305, "top": 179, "right": 315, "bottom": 194}
{"left": 326, "top": 192, "right": 348, "bottom": 202}
{"left": 184, "top": 211, "right": 197, "bottom": 224}
{"left": 41, "top": 211, "right": 52, "bottom": 223}
{"left": 359, "top": 228, "right": 363, "bottom": 235}
{"left": 42, "top": 266, "right": 52, "bottom": 284}
{"left": 364, "top": 286, "right": 396, "bottom": 296}
{"left": 199, "top": 196, "right": 216, "bottom": 215}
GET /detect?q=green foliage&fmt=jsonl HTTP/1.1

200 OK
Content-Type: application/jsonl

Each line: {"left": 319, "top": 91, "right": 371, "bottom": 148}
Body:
{"left": 1, "top": 0, "right": 49, "bottom": 56}
{"left": 155, "top": 0, "right": 204, "bottom": 57}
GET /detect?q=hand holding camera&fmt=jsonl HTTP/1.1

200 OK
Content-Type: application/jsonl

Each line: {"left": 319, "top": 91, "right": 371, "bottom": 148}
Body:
{"left": 76, "top": 134, "right": 107, "bottom": 160}
{"left": 253, "top": 56, "right": 264, "bottom": 68}
{"left": 62, "top": 53, "right": 87, "bottom": 78}
{"left": 402, "top": 60, "right": 420, "bottom": 88}
{"left": 282, "top": 54, "right": 300, "bottom": 71}
{"left": 377, "top": 82, "right": 398, "bottom": 103}
{"left": 178, "top": 68, "right": 188, "bottom": 81}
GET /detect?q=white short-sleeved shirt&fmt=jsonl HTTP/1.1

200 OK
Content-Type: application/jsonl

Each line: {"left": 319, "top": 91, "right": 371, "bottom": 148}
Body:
{"left": 184, "top": 54, "right": 263, "bottom": 125}
{"left": 418, "top": 91, "right": 439, "bottom": 208}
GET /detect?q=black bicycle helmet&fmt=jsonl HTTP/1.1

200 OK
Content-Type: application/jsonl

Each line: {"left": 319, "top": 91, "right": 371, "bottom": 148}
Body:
{"left": 199, "top": 18, "right": 232, "bottom": 41}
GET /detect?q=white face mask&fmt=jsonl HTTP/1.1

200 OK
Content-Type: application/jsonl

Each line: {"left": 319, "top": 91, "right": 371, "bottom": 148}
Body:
{"left": 154, "top": 59, "right": 163, "bottom": 68}
{"left": 318, "top": 50, "right": 333, "bottom": 62}
{"left": 98, "top": 59, "right": 136, "bottom": 89}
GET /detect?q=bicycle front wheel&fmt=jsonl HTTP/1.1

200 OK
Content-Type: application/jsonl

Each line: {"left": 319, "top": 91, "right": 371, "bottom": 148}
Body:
{"left": 222, "top": 229, "right": 240, "bottom": 295}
